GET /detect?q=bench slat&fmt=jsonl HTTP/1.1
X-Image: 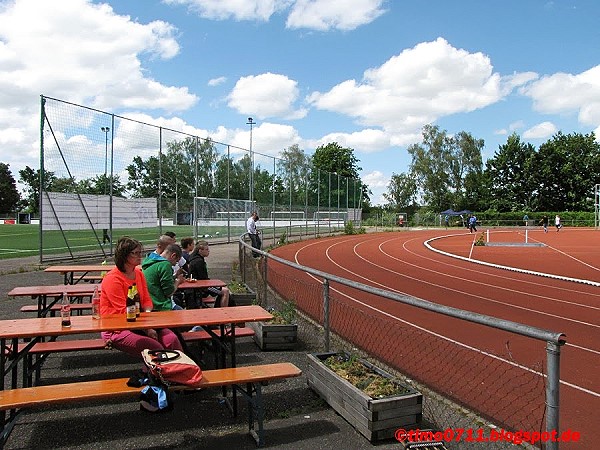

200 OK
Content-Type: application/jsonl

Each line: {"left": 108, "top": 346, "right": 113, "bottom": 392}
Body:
{"left": 20, "top": 304, "right": 92, "bottom": 313}
{"left": 0, "top": 362, "right": 302, "bottom": 410}
{"left": 181, "top": 327, "right": 254, "bottom": 342}
{"left": 26, "top": 339, "right": 107, "bottom": 354}
{"left": 8, "top": 328, "right": 255, "bottom": 357}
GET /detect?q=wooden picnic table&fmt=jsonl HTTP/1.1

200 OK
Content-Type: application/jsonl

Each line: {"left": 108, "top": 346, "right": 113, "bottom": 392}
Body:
{"left": 8, "top": 279, "right": 227, "bottom": 317}
{"left": 7, "top": 284, "right": 100, "bottom": 317}
{"left": 177, "top": 279, "right": 226, "bottom": 290}
{"left": 44, "top": 264, "right": 115, "bottom": 285}
{"left": 0, "top": 305, "right": 272, "bottom": 384}
{"left": 0, "top": 305, "right": 273, "bottom": 442}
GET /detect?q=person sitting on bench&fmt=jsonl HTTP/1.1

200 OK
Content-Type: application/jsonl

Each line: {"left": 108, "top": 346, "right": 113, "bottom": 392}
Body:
{"left": 187, "top": 240, "right": 230, "bottom": 308}
{"left": 141, "top": 243, "right": 185, "bottom": 311}
{"left": 100, "top": 236, "right": 183, "bottom": 360}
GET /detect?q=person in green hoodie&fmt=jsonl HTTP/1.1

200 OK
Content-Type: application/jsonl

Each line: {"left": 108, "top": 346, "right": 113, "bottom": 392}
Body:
{"left": 141, "top": 243, "right": 184, "bottom": 311}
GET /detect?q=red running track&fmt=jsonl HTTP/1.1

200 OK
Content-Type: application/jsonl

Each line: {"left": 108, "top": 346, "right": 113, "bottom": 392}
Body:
{"left": 270, "top": 228, "right": 599, "bottom": 450}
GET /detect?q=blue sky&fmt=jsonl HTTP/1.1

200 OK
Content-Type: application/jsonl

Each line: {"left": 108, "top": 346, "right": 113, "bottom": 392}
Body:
{"left": 1, "top": 0, "right": 599, "bottom": 205}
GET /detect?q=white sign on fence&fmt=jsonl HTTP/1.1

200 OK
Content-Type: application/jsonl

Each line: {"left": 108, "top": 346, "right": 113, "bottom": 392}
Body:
{"left": 41, "top": 192, "right": 157, "bottom": 231}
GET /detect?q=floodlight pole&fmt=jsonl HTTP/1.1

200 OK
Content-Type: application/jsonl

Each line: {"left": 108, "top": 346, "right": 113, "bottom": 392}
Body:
{"left": 247, "top": 117, "right": 256, "bottom": 204}
{"left": 100, "top": 126, "right": 110, "bottom": 195}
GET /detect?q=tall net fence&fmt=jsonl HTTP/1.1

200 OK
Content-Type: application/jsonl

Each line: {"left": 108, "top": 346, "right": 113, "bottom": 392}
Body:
{"left": 250, "top": 248, "right": 558, "bottom": 450}
{"left": 39, "top": 96, "right": 362, "bottom": 262}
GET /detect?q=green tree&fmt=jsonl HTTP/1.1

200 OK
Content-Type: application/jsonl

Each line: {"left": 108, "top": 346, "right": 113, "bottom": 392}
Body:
{"left": 408, "top": 125, "right": 453, "bottom": 212}
{"left": 0, "top": 163, "right": 20, "bottom": 214}
{"left": 451, "top": 131, "right": 484, "bottom": 210}
{"left": 408, "top": 125, "right": 485, "bottom": 212}
{"left": 125, "top": 156, "right": 160, "bottom": 198}
{"left": 278, "top": 144, "right": 311, "bottom": 208}
{"left": 531, "top": 131, "right": 600, "bottom": 211}
{"left": 384, "top": 172, "right": 417, "bottom": 212}
{"left": 19, "top": 166, "right": 56, "bottom": 214}
{"left": 77, "top": 174, "right": 126, "bottom": 197}
{"left": 311, "top": 142, "right": 367, "bottom": 207}
{"left": 484, "top": 133, "right": 536, "bottom": 211}
{"left": 254, "top": 166, "right": 277, "bottom": 205}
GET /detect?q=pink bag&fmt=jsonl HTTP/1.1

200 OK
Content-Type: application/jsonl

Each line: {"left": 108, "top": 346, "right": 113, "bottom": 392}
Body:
{"left": 142, "top": 349, "right": 203, "bottom": 388}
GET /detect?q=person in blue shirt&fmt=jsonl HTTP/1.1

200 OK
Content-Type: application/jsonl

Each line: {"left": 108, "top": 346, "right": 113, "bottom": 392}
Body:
{"left": 468, "top": 215, "right": 477, "bottom": 233}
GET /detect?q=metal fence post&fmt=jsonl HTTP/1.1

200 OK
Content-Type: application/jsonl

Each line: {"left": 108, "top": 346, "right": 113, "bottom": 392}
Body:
{"left": 240, "top": 239, "right": 246, "bottom": 284}
{"left": 323, "top": 278, "right": 330, "bottom": 352}
{"left": 262, "top": 256, "right": 268, "bottom": 309}
{"left": 546, "top": 340, "right": 563, "bottom": 450}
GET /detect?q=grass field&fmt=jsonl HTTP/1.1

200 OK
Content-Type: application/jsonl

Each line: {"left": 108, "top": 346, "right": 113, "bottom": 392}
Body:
{"left": 0, "top": 224, "right": 243, "bottom": 260}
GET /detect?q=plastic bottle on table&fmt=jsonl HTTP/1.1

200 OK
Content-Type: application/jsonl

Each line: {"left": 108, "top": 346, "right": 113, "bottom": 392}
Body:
{"left": 91, "top": 285, "right": 101, "bottom": 319}
{"left": 61, "top": 292, "right": 71, "bottom": 327}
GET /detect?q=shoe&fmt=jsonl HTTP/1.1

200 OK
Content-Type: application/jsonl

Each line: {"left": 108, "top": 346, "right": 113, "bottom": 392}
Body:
{"left": 189, "top": 325, "right": 203, "bottom": 332}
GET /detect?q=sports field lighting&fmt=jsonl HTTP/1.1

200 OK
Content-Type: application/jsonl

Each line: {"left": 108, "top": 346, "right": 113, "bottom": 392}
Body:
{"left": 100, "top": 126, "right": 110, "bottom": 195}
{"left": 246, "top": 117, "right": 256, "bottom": 203}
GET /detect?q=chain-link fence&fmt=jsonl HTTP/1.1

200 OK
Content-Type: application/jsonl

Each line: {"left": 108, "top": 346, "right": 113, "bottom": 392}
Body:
{"left": 38, "top": 95, "right": 363, "bottom": 262}
{"left": 239, "top": 237, "right": 565, "bottom": 450}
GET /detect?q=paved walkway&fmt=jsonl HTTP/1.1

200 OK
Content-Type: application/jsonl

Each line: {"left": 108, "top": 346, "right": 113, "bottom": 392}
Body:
{"left": 0, "top": 242, "right": 403, "bottom": 450}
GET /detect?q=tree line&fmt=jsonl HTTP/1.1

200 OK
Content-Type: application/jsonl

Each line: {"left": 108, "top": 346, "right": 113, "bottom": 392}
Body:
{"left": 2, "top": 126, "right": 599, "bottom": 217}
{"left": 0, "top": 140, "right": 364, "bottom": 215}
{"left": 381, "top": 125, "right": 600, "bottom": 217}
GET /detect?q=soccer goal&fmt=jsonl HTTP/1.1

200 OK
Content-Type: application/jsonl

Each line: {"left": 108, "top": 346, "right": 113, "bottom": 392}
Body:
{"left": 270, "top": 211, "right": 306, "bottom": 221}
{"left": 193, "top": 197, "right": 256, "bottom": 224}
{"left": 313, "top": 210, "right": 348, "bottom": 224}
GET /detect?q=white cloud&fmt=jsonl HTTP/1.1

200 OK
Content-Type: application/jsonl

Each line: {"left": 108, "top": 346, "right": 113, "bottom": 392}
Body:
{"left": 286, "top": 0, "right": 386, "bottom": 31}
{"left": 521, "top": 65, "right": 600, "bottom": 126}
{"left": 231, "top": 122, "right": 301, "bottom": 157}
{"left": 362, "top": 170, "right": 389, "bottom": 206}
{"left": 362, "top": 170, "right": 388, "bottom": 189}
{"left": 208, "top": 76, "right": 227, "bottom": 86}
{"left": 0, "top": 0, "right": 197, "bottom": 169}
{"left": 163, "top": 0, "right": 384, "bottom": 30}
{"left": 313, "top": 129, "right": 390, "bottom": 153}
{"left": 162, "top": 0, "right": 290, "bottom": 22}
{"left": 494, "top": 120, "right": 525, "bottom": 136}
{"left": 227, "top": 73, "right": 308, "bottom": 120}
{"left": 307, "top": 38, "right": 536, "bottom": 147}
{"left": 509, "top": 120, "right": 525, "bottom": 131}
{"left": 523, "top": 121, "right": 557, "bottom": 139}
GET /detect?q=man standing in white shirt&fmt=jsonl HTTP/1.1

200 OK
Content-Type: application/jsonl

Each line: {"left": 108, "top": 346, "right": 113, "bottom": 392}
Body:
{"left": 246, "top": 211, "right": 261, "bottom": 257}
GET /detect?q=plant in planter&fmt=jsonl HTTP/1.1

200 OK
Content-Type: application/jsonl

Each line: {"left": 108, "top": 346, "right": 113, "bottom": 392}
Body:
{"left": 248, "top": 301, "right": 298, "bottom": 350}
{"left": 228, "top": 281, "right": 256, "bottom": 306}
{"left": 307, "top": 351, "right": 422, "bottom": 442}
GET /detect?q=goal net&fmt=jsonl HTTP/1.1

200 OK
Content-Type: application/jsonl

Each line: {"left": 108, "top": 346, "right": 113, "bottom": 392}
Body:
{"left": 313, "top": 210, "right": 348, "bottom": 223}
{"left": 193, "top": 197, "right": 256, "bottom": 224}
{"left": 270, "top": 210, "right": 306, "bottom": 221}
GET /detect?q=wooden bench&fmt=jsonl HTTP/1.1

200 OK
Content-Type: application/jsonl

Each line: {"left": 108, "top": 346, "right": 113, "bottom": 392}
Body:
{"left": 80, "top": 275, "right": 104, "bottom": 283}
{"left": 21, "top": 297, "right": 215, "bottom": 316}
{"left": 0, "top": 362, "right": 302, "bottom": 447}
{"left": 20, "top": 303, "right": 93, "bottom": 316}
{"left": 8, "top": 327, "right": 256, "bottom": 386}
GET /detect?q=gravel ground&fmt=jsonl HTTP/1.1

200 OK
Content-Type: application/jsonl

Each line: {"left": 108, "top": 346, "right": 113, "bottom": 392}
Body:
{"left": 0, "top": 243, "right": 404, "bottom": 450}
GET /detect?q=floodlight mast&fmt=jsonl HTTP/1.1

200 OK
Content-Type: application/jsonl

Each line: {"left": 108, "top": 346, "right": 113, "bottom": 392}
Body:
{"left": 246, "top": 117, "right": 256, "bottom": 203}
{"left": 100, "top": 127, "right": 110, "bottom": 195}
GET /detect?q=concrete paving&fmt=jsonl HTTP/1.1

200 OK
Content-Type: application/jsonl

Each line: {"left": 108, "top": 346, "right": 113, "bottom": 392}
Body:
{"left": 0, "top": 242, "right": 403, "bottom": 450}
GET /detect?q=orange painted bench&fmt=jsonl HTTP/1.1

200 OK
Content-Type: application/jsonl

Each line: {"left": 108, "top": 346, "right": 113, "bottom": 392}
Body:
{"left": 0, "top": 362, "right": 302, "bottom": 447}
{"left": 7, "top": 327, "right": 256, "bottom": 385}
{"left": 20, "top": 303, "right": 93, "bottom": 316}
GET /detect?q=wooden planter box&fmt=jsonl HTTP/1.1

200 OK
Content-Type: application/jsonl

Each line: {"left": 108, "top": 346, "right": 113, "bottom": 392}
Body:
{"left": 229, "top": 285, "right": 256, "bottom": 306}
{"left": 247, "top": 321, "right": 297, "bottom": 351}
{"left": 307, "top": 352, "right": 422, "bottom": 442}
